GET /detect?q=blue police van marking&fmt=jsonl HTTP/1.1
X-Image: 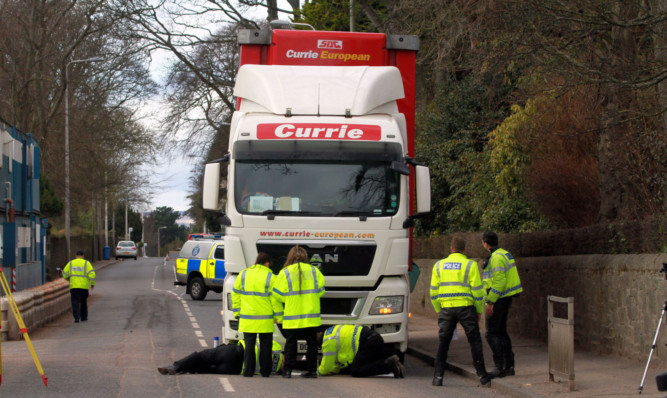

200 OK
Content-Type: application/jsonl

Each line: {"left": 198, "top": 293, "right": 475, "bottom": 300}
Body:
{"left": 215, "top": 260, "right": 227, "bottom": 280}
{"left": 192, "top": 246, "right": 200, "bottom": 256}
{"left": 187, "top": 259, "right": 201, "bottom": 276}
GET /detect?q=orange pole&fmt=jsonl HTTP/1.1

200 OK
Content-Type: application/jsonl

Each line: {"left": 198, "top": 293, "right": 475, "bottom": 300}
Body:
{"left": 0, "top": 268, "right": 47, "bottom": 386}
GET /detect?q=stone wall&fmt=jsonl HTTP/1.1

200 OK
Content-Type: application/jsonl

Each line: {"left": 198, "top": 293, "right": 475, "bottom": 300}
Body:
{"left": 0, "top": 278, "right": 70, "bottom": 341}
{"left": 411, "top": 253, "right": 667, "bottom": 367}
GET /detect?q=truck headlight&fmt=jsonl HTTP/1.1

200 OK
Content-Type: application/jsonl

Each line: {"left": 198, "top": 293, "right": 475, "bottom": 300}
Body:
{"left": 227, "top": 293, "right": 233, "bottom": 311}
{"left": 369, "top": 296, "right": 404, "bottom": 315}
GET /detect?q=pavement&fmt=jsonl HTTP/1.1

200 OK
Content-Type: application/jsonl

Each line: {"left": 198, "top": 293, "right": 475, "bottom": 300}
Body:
{"left": 407, "top": 314, "right": 665, "bottom": 397}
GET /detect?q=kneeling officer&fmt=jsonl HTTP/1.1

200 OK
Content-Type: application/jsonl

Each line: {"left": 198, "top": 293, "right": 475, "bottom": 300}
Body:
{"left": 317, "top": 324, "right": 405, "bottom": 378}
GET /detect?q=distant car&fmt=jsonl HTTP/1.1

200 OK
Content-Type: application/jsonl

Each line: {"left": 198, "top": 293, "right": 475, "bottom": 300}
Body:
{"left": 115, "top": 241, "right": 138, "bottom": 260}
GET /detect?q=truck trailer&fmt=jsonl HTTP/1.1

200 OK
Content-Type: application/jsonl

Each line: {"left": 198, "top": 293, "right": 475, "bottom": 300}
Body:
{"left": 202, "top": 27, "right": 431, "bottom": 353}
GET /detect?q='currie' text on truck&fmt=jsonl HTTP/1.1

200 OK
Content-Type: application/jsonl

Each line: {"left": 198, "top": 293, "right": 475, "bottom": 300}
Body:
{"left": 202, "top": 28, "right": 431, "bottom": 353}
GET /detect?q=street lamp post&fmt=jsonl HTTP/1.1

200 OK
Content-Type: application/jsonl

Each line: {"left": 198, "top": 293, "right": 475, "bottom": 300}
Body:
{"left": 157, "top": 226, "right": 167, "bottom": 258}
{"left": 65, "top": 57, "right": 104, "bottom": 260}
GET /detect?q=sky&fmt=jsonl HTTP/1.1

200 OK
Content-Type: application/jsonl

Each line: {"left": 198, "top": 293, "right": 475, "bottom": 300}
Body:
{"left": 145, "top": 2, "right": 294, "bottom": 214}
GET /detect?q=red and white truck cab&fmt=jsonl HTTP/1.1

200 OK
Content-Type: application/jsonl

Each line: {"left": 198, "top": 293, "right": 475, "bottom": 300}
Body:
{"left": 203, "top": 28, "right": 431, "bottom": 353}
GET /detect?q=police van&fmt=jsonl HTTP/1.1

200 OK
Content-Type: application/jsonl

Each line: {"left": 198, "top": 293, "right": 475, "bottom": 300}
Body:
{"left": 175, "top": 239, "right": 225, "bottom": 300}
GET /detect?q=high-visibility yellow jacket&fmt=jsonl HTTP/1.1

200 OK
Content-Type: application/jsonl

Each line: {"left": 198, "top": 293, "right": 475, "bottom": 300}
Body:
{"left": 430, "top": 252, "right": 484, "bottom": 314}
{"left": 271, "top": 262, "right": 325, "bottom": 329}
{"left": 482, "top": 247, "right": 523, "bottom": 304}
{"left": 317, "top": 324, "right": 363, "bottom": 376}
{"left": 63, "top": 258, "right": 96, "bottom": 290}
{"left": 239, "top": 340, "right": 284, "bottom": 375}
{"left": 231, "top": 264, "right": 276, "bottom": 333}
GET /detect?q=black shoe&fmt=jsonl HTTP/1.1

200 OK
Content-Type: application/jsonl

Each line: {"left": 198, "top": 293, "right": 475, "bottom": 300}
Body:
{"left": 158, "top": 365, "right": 177, "bottom": 375}
{"left": 502, "top": 367, "right": 515, "bottom": 377}
{"left": 243, "top": 373, "right": 253, "bottom": 377}
{"left": 74, "top": 319, "right": 79, "bottom": 323}
{"left": 301, "top": 371, "right": 317, "bottom": 378}
{"left": 490, "top": 368, "right": 503, "bottom": 378}
{"left": 261, "top": 373, "right": 270, "bottom": 378}
{"left": 385, "top": 355, "right": 406, "bottom": 378}
{"left": 479, "top": 373, "right": 495, "bottom": 385}
{"left": 81, "top": 319, "right": 87, "bottom": 322}
{"left": 432, "top": 376, "right": 443, "bottom": 386}
{"left": 282, "top": 369, "right": 292, "bottom": 378}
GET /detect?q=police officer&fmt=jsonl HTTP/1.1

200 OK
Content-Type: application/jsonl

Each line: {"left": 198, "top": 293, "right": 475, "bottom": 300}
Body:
{"left": 318, "top": 324, "right": 405, "bottom": 378}
{"left": 271, "top": 245, "right": 325, "bottom": 378}
{"left": 430, "top": 236, "right": 493, "bottom": 386}
{"left": 231, "top": 252, "right": 276, "bottom": 377}
{"left": 482, "top": 231, "right": 523, "bottom": 377}
{"left": 62, "top": 250, "right": 96, "bottom": 323}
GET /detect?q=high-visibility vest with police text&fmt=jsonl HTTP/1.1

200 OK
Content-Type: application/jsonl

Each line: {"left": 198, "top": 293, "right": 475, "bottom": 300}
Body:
{"left": 430, "top": 252, "right": 484, "bottom": 314}
{"left": 62, "top": 258, "right": 96, "bottom": 289}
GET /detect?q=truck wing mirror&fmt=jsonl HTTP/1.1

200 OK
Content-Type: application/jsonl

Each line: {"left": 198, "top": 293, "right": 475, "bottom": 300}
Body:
{"left": 203, "top": 162, "right": 222, "bottom": 210}
{"left": 391, "top": 160, "right": 411, "bottom": 176}
{"left": 415, "top": 165, "right": 431, "bottom": 214}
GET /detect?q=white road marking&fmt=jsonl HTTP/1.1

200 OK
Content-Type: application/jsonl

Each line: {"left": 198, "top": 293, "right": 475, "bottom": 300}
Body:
{"left": 152, "top": 262, "right": 214, "bottom": 365}
{"left": 220, "top": 377, "right": 235, "bottom": 392}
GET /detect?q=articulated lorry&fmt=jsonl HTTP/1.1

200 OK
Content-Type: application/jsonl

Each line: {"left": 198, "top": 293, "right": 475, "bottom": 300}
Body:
{"left": 202, "top": 27, "right": 431, "bottom": 353}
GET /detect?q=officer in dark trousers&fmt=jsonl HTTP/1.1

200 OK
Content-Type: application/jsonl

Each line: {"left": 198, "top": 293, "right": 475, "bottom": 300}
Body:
{"left": 482, "top": 231, "right": 523, "bottom": 377}
{"left": 62, "top": 250, "right": 96, "bottom": 323}
{"left": 430, "top": 236, "right": 493, "bottom": 387}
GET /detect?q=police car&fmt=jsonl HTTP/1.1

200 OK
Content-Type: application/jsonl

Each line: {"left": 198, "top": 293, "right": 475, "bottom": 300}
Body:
{"left": 174, "top": 239, "right": 225, "bottom": 300}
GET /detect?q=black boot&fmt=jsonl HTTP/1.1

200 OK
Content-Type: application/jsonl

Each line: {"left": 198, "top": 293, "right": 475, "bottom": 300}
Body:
{"left": 474, "top": 361, "right": 494, "bottom": 386}
{"left": 502, "top": 351, "right": 515, "bottom": 376}
{"left": 432, "top": 366, "right": 444, "bottom": 386}
{"left": 282, "top": 369, "right": 292, "bottom": 378}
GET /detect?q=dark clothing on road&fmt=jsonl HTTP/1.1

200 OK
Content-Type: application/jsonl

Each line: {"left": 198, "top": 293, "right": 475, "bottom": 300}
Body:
{"left": 349, "top": 327, "right": 398, "bottom": 377}
{"left": 174, "top": 344, "right": 244, "bottom": 374}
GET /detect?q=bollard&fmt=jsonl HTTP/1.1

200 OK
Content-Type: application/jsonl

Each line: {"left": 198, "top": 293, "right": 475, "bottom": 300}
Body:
{"left": 548, "top": 295, "right": 575, "bottom": 391}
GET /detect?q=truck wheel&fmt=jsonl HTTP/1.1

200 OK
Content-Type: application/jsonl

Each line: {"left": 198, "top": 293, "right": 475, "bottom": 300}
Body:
{"left": 188, "top": 276, "right": 208, "bottom": 300}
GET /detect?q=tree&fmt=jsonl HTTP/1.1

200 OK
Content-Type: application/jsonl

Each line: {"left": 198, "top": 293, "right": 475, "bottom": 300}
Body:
{"left": 152, "top": 206, "right": 187, "bottom": 248}
{"left": 40, "top": 176, "right": 64, "bottom": 218}
{"left": 486, "top": 0, "right": 667, "bottom": 221}
{"left": 0, "top": 0, "right": 161, "bottom": 236}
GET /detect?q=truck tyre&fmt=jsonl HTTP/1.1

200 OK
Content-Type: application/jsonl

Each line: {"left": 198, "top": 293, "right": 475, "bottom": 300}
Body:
{"left": 188, "top": 276, "right": 208, "bottom": 300}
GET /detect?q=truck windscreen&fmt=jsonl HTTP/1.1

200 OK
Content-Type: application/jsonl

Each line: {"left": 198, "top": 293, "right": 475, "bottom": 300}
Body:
{"left": 234, "top": 159, "right": 400, "bottom": 217}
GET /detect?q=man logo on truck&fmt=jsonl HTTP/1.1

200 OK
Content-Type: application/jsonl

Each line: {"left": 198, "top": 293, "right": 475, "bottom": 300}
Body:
{"left": 310, "top": 253, "right": 339, "bottom": 266}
